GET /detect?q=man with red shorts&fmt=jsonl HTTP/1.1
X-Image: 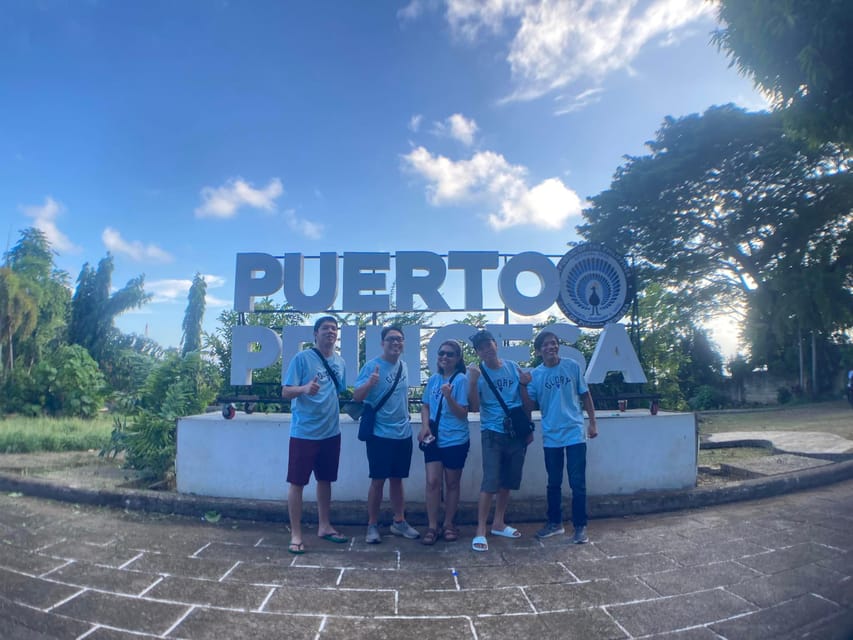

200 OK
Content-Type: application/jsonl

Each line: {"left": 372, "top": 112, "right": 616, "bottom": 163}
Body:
{"left": 281, "top": 316, "right": 348, "bottom": 554}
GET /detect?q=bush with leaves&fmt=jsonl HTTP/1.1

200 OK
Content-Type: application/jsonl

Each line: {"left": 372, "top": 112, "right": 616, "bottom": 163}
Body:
{"left": 111, "top": 351, "right": 219, "bottom": 479}
{"left": 32, "top": 344, "right": 107, "bottom": 418}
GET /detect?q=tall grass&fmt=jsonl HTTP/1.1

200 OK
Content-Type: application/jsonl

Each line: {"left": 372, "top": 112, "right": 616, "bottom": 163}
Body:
{"left": 0, "top": 415, "right": 114, "bottom": 453}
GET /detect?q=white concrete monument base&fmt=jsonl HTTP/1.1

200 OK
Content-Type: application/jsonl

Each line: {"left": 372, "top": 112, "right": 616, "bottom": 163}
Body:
{"left": 177, "top": 410, "right": 697, "bottom": 501}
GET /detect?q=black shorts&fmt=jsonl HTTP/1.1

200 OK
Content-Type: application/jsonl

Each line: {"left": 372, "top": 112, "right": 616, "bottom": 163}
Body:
{"left": 366, "top": 436, "right": 413, "bottom": 479}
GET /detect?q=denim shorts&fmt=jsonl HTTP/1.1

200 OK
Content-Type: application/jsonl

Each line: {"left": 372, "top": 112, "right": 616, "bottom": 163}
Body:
{"left": 480, "top": 429, "right": 526, "bottom": 493}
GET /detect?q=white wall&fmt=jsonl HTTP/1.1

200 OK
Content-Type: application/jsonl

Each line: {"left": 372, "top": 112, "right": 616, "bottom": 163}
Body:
{"left": 177, "top": 410, "right": 697, "bottom": 501}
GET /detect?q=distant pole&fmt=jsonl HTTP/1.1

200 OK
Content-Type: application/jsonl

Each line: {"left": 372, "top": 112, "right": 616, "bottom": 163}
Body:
{"left": 811, "top": 331, "right": 817, "bottom": 399}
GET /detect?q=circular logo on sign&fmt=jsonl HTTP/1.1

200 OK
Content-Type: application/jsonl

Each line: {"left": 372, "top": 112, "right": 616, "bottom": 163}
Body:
{"left": 556, "top": 244, "right": 633, "bottom": 328}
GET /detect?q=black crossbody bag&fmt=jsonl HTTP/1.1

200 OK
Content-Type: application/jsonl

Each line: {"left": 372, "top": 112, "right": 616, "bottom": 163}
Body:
{"left": 311, "top": 347, "right": 342, "bottom": 392}
{"left": 479, "top": 364, "right": 534, "bottom": 441}
{"left": 358, "top": 364, "right": 403, "bottom": 442}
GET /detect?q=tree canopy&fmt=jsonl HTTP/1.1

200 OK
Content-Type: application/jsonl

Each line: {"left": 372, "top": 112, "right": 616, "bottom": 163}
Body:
{"left": 712, "top": 0, "right": 853, "bottom": 146}
{"left": 579, "top": 105, "right": 852, "bottom": 374}
{"left": 181, "top": 272, "right": 207, "bottom": 356}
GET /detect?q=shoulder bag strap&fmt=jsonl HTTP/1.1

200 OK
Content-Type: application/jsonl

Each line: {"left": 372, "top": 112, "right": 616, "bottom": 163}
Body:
{"left": 479, "top": 363, "right": 512, "bottom": 417}
{"left": 374, "top": 363, "right": 403, "bottom": 413}
{"left": 311, "top": 347, "right": 342, "bottom": 392}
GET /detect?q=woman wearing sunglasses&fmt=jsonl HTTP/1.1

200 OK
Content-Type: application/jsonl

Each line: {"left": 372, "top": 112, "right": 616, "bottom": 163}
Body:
{"left": 418, "top": 340, "right": 470, "bottom": 545}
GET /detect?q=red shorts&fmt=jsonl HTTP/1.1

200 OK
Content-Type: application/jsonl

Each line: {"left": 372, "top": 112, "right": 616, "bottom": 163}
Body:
{"left": 287, "top": 434, "right": 341, "bottom": 486}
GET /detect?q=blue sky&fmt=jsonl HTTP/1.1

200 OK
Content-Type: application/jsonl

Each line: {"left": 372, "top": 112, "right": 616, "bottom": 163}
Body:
{"left": 1, "top": 0, "right": 765, "bottom": 355}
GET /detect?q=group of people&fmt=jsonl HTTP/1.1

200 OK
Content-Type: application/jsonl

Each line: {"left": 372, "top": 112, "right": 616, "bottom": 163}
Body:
{"left": 281, "top": 316, "right": 597, "bottom": 554}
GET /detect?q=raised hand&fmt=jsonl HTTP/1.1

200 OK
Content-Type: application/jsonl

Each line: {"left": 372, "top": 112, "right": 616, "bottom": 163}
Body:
{"left": 306, "top": 374, "right": 320, "bottom": 396}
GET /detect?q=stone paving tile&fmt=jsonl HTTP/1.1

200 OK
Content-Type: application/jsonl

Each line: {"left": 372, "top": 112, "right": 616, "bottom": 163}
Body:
{"left": 170, "top": 606, "right": 322, "bottom": 640}
{"left": 451, "top": 562, "right": 573, "bottom": 589}
{"left": 736, "top": 541, "right": 846, "bottom": 575}
{"left": 710, "top": 592, "right": 841, "bottom": 639}
{"left": 322, "top": 616, "right": 475, "bottom": 640}
{"left": 569, "top": 552, "right": 681, "bottom": 581}
{"left": 472, "top": 608, "right": 626, "bottom": 639}
{"left": 50, "top": 589, "right": 191, "bottom": 636}
{"left": 0, "top": 594, "right": 94, "bottom": 639}
{"left": 291, "top": 549, "right": 401, "bottom": 570}
{"left": 525, "top": 576, "right": 659, "bottom": 611}
{"left": 225, "top": 561, "right": 343, "bottom": 587}
{"left": 82, "top": 627, "right": 162, "bottom": 639}
{"left": 639, "top": 560, "right": 762, "bottom": 596}
{"left": 661, "top": 537, "right": 772, "bottom": 566}
{"left": 397, "top": 586, "right": 533, "bottom": 616}
{"left": 757, "top": 523, "right": 853, "bottom": 551}
{"left": 124, "top": 552, "right": 245, "bottom": 580}
{"left": 0, "top": 565, "right": 83, "bottom": 609}
{"left": 36, "top": 539, "right": 145, "bottom": 568}
{"left": 502, "top": 541, "right": 607, "bottom": 565}
{"left": 607, "top": 588, "right": 755, "bottom": 637}
{"left": 0, "top": 541, "right": 71, "bottom": 575}
{"left": 144, "top": 574, "right": 273, "bottom": 610}
{"left": 192, "top": 540, "right": 294, "bottom": 564}
{"left": 818, "top": 574, "right": 853, "bottom": 608}
{"left": 44, "top": 561, "right": 161, "bottom": 595}
{"left": 263, "top": 586, "right": 397, "bottom": 616}
{"left": 726, "top": 562, "right": 847, "bottom": 607}
{"left": 338, "top": 566, "right": 457, "bottom": 589}
{"left": 643, "top": 627, "right": 724, "bottom": 639}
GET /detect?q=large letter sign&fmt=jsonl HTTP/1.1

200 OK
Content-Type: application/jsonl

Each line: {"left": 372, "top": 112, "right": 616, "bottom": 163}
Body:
{"left": 229, "top": 245, "right": 646, "bottom": 385}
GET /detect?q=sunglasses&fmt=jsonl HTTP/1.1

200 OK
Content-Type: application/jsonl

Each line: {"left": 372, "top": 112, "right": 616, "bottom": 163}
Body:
{"left": 437, "top": 350, "right": 458, "bottom": 357}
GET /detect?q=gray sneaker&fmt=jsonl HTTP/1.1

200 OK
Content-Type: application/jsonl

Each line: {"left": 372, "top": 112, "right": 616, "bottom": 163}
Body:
{"left": 536, "top": 522, "right": 565, "bottom": 539}
{"left": 390, "top": 520, "right": 420, "bottom": 539}
{"left": 365, "top": 524, "right": 381, "bottom": 544}
{"left": 573, "top": 526, "right": 589, "bottom": 544}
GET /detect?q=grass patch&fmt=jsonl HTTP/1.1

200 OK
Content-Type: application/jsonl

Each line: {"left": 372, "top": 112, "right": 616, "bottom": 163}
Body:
{"left": 698, "top": 446, "right": 774, "bottom": 467}
{"left": 698, "top": 400, "right": 853, "bottom": 439}
{"left": 0, "top": 415, "right": 114, "bottom": 453}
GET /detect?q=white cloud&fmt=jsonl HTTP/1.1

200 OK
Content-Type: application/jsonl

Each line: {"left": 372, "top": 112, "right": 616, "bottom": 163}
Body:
{"left": 402, "top": 145, "right": 583, "bottom": 230}
{"left": 102, "top": 227, "right": 173, "bottom": 263}
{"left": 283, "top": 209, "right": 324, "bottom": 239}
{"left": 20, "top": 196, "right": 81, "bottom": 253}
{"left": 409, "top": 113, "right": 423, "bottom": 132}
{"left": 437, "top": 0, "right": 713, "bottom": 102}
{"left": 195, "top": 177, "right": 284, "bottom": 219}
{"left": 554, "top": 87, "right": 605, "bottom": 115}
{"left": 433, "top": 113, "right": 479, "bottom": 146}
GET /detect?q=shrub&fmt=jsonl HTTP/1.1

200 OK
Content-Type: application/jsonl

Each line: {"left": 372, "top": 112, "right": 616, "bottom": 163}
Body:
{"left": 688, "top": 385, "right": 725, "bottom": 411}
{"left": 35, "top": 345, "right": 107, "bottom": 418}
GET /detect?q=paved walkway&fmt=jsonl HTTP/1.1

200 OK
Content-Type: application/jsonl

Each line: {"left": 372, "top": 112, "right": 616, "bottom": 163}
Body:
{"left": 1, "top": 479, "right": 852, "bottom": 639}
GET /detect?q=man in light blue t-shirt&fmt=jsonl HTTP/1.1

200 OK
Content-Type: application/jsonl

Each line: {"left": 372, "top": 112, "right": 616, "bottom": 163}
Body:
{"left": 524, "top": 329, "right": 598, "bottom": 544}
{"left": 281, "top": 316, "right": 348, "bottom": 554}
{"left": 353, "top": 325, "right": 420, "bottom": 544}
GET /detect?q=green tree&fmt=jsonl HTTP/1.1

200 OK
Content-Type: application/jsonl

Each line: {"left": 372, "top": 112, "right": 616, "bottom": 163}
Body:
{"left": 181, "top": 272, "right": 207, "bottom": 356}
{"left": 206, "top": 298, "right": 306, "bottom": 398}
{"left": 0, "top": 268, "right": 38, "bottom": 374}
{"left": 68, "top": 254, "right": 151, "bottom": 364}
{"left": 3, "top": 228, "right": 71, "bottom": 372}
{"left": 113, "top": 351, "right": 219, "bottom": 480}
{"left": 579, "top": 105, "right": 852, "bottom": 373}
{"left": 34, "top": 344, "right": 107, "bottom": 418}
{"left": 711, "top": 0, "right": 853, "bottom": 146}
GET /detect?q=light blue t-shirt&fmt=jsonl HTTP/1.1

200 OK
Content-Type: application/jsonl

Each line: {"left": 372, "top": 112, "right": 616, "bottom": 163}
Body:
{"left": 475, "top": 360, "right": 523, "bottom": 434}
{"left": 528, "top": 358, "right": 589, "bottom": 448}
{"left": 355, "top": 357, "right": 412, "bottom": 440}
{"left": 423, "top": 372, "right": 469, "bottom": 448}
{"left": 283, "top": 348, "right": 346, "bottom": 440}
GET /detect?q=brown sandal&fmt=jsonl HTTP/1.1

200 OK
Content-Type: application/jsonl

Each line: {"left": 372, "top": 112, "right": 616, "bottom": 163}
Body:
{"left": 443, "top": 526, "right": 459, "bottom": 542}
{"left": 421, "top": 528, "right": 438, "bottom": 546}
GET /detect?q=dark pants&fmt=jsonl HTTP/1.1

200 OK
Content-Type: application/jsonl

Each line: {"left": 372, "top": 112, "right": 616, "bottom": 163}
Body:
{"left": 544, "top": 443, "right": 587, "bottom": 528}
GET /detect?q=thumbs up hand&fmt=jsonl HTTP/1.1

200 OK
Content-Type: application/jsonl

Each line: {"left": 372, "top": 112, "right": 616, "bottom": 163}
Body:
{"left": 368, "top": 365, "right": 381, "bottom": 388}
{"left": 306, "top": 374, "right": 321, "bottom": 396}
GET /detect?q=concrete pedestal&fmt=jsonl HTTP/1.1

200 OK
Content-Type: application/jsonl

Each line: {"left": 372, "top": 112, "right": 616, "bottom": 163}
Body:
{"left": 177, "top": 410, "right": 697, "bottom": 501}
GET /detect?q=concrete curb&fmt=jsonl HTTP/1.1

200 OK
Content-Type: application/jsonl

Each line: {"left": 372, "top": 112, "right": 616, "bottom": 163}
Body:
{"left": 2, "top": 459, "right": 853, "bottom": 526}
